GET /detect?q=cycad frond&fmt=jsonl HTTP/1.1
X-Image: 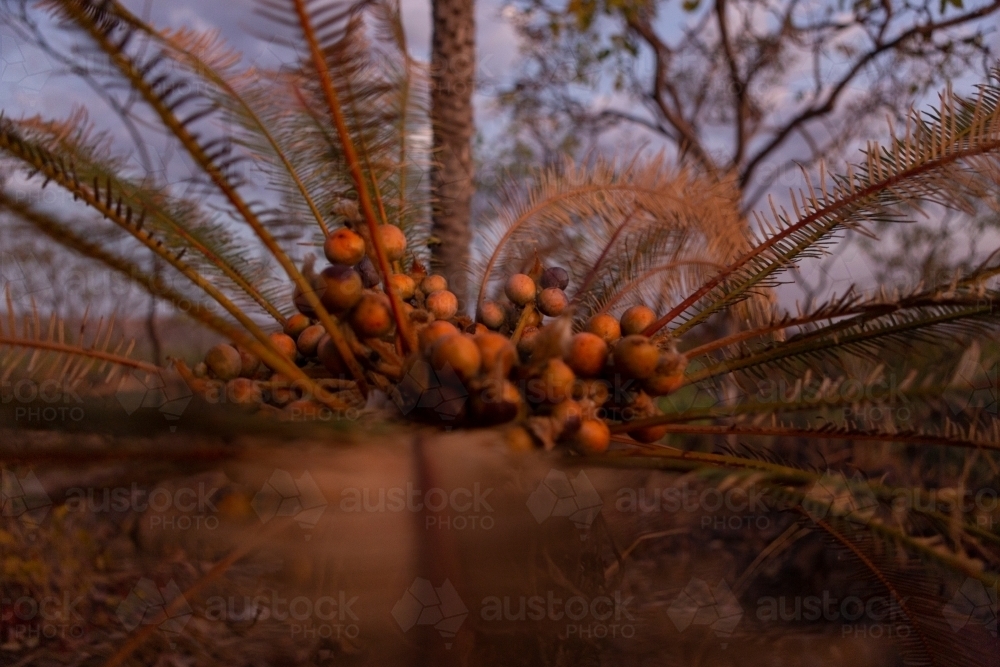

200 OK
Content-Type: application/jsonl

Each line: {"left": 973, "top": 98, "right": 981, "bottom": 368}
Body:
{"left": 472, "top": 157, "right": 755, "bottom": 321}
{"left": 0, "top": 111, "right": 286, "bottom": 322}
{"left": 0, "top": 292, "right": 155, "bottom": 393}
{"left": 649, "top": 72, "right": 1000, "bottom": 338}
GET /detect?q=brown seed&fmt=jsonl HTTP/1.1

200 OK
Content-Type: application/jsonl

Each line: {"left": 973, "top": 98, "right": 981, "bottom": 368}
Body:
{"left": 575, "top": 419, "right": 611, "bottom": 454}
{"left": 505, "top": 426, "right": 535, "bottom": 453}
{"left": 378, "top": 225, "right": 407, "bottom": 261}
{"left": 269, "top": 332, "right": 298, "bottom": 361}
{"left": 474, "top": 332, "right": 516, "bottom": 377}
{"left": 268, "top": 372, "right": 297, "bottom": 406}
{"left": 620, "top": 305, "right": 657, "bottom": 336}
{"left": 577, "top": 379, "right": 611, "bottom": 406}
{"left": 517, "top": 326, "right": 539, "bottom": 357}
{"left": 389, "top": 273, "right": 417, "bottom": 300}
{"left": 357, "top": 256, "right": 380, "bottom": 288}
{"left": 228, "top": 377, "right": 263, "bottom": 405}
{"left": 478, "top": 301, "right": 506, "bottom": 330}
{"left": 565, "top": 332, "right": 608, "bottom": 377}
{"left": 642, "top": 351, "right": 688, "bottom": 396}
{"left": 629, "top": 422, "right": 668, "bottom": 443}
{"left": 316, "top": 265, "right": 363, "bottom": 313}
{"left": 293, "top": 281, "right": 317, "bottom": 317}
{"left": 539, "top": 358, "right": 576, "bottom": 403}
{"left": 612, "top": 335, "right": 660, "bottom": 380}
{"left": 205, "top": 344, "right": 242, "bottom": 381}
{"left": 193, "top": 361, "right": 208, "bottom": 378}
{"left": 537, "top": 287, "right": 568, "bottom": 317}
{"left": 316, "top": 335, "right": 347, "bottom": 375}
{"left": 420, "top": 274, "right": 448, "bottom": 294}
{"left": 587, "top": 313, "right": 622, "bottom": 345}
{"left": 472, "top": 323, "right": 489, "bottom": 335}
{"left": 283, "top": 313, "right": 311, "bottom": 338}
{"left": 350, "top": 293, "right": 394, "bottom": 338}
{"left": 234, "top": 345, "right": 261, "bottom": 378}
{"left": 419, "top": 320, "right": 460, "bottom": 351}
{"left": 540, "top": 266, "right": 569, "bottom": 290}
{"left": 426, "top": 290, "right": 459, "bottom": 320}
{"left": 430, "top": 334, "right": 482, "bottom": 382}
{"left": 551, "top": 399, "right": 584, "bottom": 439}
{"left": 505, "top": 273, "right": 536, "bottom": 306}
{"left": 470, "top": 379, "right": 522, "bottom": 424}
{"left": 296, "top": 324, "right": 326, "bottom": 357}
{"left": 324, "top": 227, "right": 366, "bottom": 266}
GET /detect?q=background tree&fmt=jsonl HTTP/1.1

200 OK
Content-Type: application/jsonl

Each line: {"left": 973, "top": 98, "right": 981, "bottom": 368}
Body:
{"left": 430, "top": 0, "right": 476, "bottom": 302}
{"left": 499, "top": 0, "right": 1000, "bottom": 209}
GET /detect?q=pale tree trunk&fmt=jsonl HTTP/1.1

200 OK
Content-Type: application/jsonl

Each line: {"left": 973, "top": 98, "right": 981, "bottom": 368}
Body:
{"left": 430, "top": 0, "right": 475, "bottom": 305}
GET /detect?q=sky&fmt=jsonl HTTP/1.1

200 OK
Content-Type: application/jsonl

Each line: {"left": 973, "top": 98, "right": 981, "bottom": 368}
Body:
{"left": 2, "top": 0, "right": 998, "bottom": 311}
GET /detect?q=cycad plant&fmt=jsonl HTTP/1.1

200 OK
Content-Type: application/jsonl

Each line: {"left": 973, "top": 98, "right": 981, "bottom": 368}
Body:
{"left": 1, "top": 0, "right": 999, "bottom": 664}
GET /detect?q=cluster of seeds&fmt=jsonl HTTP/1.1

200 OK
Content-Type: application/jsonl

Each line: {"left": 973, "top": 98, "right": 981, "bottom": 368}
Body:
{"left": 189, "top": 223, "right": 688, "bottom": 454}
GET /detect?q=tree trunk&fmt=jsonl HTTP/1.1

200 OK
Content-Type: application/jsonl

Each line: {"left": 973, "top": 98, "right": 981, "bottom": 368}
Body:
{"left": 430, "top": 0, "right": 475, "bottom": 305}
